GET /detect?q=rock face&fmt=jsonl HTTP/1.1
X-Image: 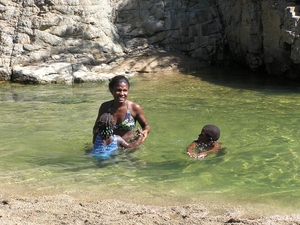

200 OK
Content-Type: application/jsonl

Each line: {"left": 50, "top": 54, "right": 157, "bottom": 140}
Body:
{"left": 0, "top": 0, "right": 300, "bottom": 83}
{"left": 217, "top": 0, "right": 300, "bottom": 79}
{"left": 0, "top": 0, "right": 126, "bottom": 84}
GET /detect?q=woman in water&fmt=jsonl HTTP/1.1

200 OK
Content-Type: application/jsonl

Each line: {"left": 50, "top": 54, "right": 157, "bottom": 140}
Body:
{"left": 186, "top": 124, "right": 221, "bottom": 159}
{"left": 93, "top": 75, "right": 150, "bottom": 143}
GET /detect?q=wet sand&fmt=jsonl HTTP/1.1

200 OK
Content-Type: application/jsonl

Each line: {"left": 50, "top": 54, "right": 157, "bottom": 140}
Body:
{"left": 1, "top": 193, "right": 300, "bottom": 225}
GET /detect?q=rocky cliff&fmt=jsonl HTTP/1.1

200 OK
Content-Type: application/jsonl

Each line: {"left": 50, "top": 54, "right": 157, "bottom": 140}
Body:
{"left": 1, "top": 0, "right": 300, "bottom": 83}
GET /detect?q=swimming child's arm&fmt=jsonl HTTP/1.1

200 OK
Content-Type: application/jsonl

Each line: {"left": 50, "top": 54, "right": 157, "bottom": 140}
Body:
{"left": 186, "top": 141, "right": 198, "bottom": 158}
{"left": 195, "top": 142, "right": 221, "bottom": 159}
{"left": 117, "top": 129, "right": 144, "bottom": 148}
{"left": 187, "top": 142, "right": 221, "bottom": 159}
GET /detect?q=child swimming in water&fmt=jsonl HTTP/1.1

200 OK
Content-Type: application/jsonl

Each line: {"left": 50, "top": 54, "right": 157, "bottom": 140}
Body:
{"left": 187, "top": 124, "right": 221, "bottom": 159}
{"left": 90, "top": 113, "right": 144, "bottom": 160}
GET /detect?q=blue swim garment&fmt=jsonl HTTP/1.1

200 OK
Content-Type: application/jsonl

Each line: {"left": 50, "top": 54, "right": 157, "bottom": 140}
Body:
{"left": 90, "top": 135, "right": 119, "bottom": 160}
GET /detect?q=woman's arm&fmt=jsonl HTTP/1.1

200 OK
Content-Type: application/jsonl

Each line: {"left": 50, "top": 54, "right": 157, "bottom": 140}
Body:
{"left": 131, "top": 102, "right": 151, "bottom": 142}
{"left": 117, "top": 131, "right": 144, "bottom": 148}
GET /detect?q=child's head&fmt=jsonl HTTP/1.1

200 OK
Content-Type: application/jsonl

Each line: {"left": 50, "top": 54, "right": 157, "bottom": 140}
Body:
{"left": 97, "top": 113, "right": 115, "bottom": 139}
{"left": 198, "top": 124, "right": 220, "bottom": 143}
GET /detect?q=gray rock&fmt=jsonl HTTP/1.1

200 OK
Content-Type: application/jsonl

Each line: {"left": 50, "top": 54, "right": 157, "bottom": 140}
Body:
{"left": 1, "top": 0, "right": 300, "bottom": 83}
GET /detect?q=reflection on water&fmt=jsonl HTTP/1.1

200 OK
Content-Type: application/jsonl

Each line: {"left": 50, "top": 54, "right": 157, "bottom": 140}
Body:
{"left": 1, "top": 67, "right": 300, "bottom": 215}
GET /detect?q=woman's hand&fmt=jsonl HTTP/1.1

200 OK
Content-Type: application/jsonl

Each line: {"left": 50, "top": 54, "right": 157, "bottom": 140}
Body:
{"left": 141, "top": 130, "right": 148, "bottom": 142}
{"left": 135, "top": 128, "right": 147, "bottom": 142}
{"left": 136, "top": 128, "right": 143, "bottom": 136}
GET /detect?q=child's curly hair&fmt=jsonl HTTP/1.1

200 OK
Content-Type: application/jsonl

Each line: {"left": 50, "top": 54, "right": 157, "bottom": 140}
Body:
{"left": 203, "top": 124, "right": 220, "bottom": 141}
{"left": 96, "top": 113, "right": 114, "bottom": 140}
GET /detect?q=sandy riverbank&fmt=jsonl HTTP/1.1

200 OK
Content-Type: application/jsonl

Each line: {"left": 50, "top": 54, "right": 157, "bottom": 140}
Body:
{"left": 1, "top": 193, "right": 300, "bottom": 225}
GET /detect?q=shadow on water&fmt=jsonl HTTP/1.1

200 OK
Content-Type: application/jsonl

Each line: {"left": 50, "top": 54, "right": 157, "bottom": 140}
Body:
{"left": 189, "top": 66, "right": 300, "bottom": 94}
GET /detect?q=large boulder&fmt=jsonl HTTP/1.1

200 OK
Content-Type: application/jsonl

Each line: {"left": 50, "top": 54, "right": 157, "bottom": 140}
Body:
{"left": 2, "top": 0, "right": 300, "bottom": 82}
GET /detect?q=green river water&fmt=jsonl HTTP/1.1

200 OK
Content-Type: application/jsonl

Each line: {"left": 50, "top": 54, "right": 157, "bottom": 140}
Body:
{"left": 0, "top": 67, "right": 300, "bottom": 216}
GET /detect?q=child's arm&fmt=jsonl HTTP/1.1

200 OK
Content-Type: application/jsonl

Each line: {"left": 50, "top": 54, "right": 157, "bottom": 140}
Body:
{"left": 186, "top": 141, "right": 198, "bottom": 158}
{"left": 196, "top": 142, "right": 221, "bottom": 159}
{"left": 117, "top": 129, "right": 144, "bottom": 148}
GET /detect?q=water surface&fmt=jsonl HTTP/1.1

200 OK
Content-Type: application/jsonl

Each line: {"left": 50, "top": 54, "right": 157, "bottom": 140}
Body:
{"left": 1, "top": 67, "right": 300, "bottom": 216}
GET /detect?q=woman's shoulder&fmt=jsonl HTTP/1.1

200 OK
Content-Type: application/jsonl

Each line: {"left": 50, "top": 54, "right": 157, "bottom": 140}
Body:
{"left": 127, "top": 100, "right": 142, "bottom": 111}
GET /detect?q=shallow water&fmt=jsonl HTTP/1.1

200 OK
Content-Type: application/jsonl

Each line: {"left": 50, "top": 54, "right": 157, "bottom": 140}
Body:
{"left": 1, "top": 67, "right": 300, "bottom": 216}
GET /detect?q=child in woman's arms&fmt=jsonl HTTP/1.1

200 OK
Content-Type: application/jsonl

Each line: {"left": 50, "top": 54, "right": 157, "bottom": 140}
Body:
{"left": 187, "top": 124, "right": 221, "bottom": 159}
{"left": 90, "top": 113, "right": 144, "bottom": 160}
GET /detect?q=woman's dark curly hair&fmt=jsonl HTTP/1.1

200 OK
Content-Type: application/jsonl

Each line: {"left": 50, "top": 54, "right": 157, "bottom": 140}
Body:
{"left": 108, "top": 75, "right": 130, "bottom": 92}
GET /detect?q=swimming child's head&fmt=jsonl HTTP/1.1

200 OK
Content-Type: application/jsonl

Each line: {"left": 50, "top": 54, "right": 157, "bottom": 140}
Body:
{"left": 198, "top": 124, "right": 220, "bottom": 142}
{"left": 97, "top": 113, "right": 114, "bottom": 140}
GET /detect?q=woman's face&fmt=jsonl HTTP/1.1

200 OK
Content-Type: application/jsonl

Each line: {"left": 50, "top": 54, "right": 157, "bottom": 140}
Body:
{"left": 111, "top": 82, "right": 129, "bottom": 103}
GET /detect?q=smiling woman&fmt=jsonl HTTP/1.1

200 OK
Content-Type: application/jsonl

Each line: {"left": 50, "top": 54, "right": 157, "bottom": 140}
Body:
{"left": 92, "top": 75, "right": 151, "bottom": 143}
